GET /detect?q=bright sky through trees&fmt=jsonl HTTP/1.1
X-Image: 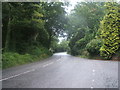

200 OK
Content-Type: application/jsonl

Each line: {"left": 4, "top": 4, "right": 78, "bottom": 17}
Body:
{"left": 58, "top": 0, "right": 82, "bottom": 43}
{"left": 58, "top": 0, "right": 119, "bottom": 43}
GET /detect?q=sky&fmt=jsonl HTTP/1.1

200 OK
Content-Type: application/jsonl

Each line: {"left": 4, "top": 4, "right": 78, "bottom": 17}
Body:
{"left": 58, "top": 0, "right": 79, "bottom": 43}
{"left": 58, "top": 33, "right": 67, "bottom": 44}
{"left": 58, "top": 0, "right": 89, "bottom": 43}
{"left": 65, "top": 0, "right": 79, "bottom": 13}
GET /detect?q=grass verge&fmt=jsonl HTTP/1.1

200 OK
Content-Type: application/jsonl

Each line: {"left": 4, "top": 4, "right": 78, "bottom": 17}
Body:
{"left": 2, "top": 52, "right": 52, "bottom": 69}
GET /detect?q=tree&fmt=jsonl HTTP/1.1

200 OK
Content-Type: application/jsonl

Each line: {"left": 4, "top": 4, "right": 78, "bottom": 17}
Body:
{"left": 2, "top": 2, "right": 48, "bottom": 53}
{"left": 67, "top": 2, "right": 105, "bottom": 56}
{"left": 86, "top": 39, "right": 102, "bottom": 55}
{"left": 42, "top": 2, "right": 67, "bottom": 48}
{"left": 2, "top": 2, "right": 69, "bottom": 68}
{"left": 99, "top": 2, "right": 120, "bottom": 59}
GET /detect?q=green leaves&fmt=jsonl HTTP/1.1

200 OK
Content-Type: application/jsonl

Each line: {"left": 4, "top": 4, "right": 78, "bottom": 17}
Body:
{"left": 99, "top": 2, "right": 120, "bottom": 59}
{"left": 67, "top": 2, "right": 120, "bottom": 60}
{"left": 86, "top": 39, "right": 102, "bottom": 55}
{"left": 67, "top": 2, "right": 105, "bottom": 56}
{"left": 2, "top": 2, "right": 68, "bottom": 68}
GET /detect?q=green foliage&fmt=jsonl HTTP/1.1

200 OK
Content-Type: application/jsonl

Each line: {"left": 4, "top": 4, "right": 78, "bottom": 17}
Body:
{"left": 67, "top": 2, "right": 119, "bottom": 60}
{"left": 42, "top": 2, "right": 67, "bottom": 48}
{"left": 2, "top": 2, "right": 66, "bottom": 68}
{"left": 2, "top": 2, "right": 47, "bottom": 52}
{"left": 71, "top": 38, "right": 88, "bottom": 55}
{"left": 99, "top": 2, "right": 120, "bottom": 59}
{"left": 2, "top": 52, "right": 32, "bottom": 69}
{"left": 69, "top": 28, "right": 86, "bottom": 55}
{"left": 70, "top": 45, "right": 79, "bottom": 56}
{"left": 86, "top": 39, "right": 103, "bottom": 55}
{"left": 52, "top": 40, "right": 69, "bottom": 53}
{"left": 51, "top": 40, "right": 69, "bottom": 53}
{"left": 67, "top": 2, "right": 105, "bottom": 57}
{"left": 66, "top": 2, "right": 105, "bottom": 39}
{"left": 2, "top": 47, "right": 52, "bottom": 69}
{"left": 76, "top": 38, "right": 88, "bottom": 49}
{"left": 2, "top": 2, "right": 67, "bottom": 52}
{"left": 27, "top": 46, "right": 52, "bottom": 57}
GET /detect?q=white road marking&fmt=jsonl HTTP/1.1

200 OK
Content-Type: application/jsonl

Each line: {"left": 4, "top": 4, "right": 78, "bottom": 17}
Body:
{"left": 42, "top": 62, "right": 54, "bottom": 67}
{"left": 91, "top": 87, "right": 93, "bottom": 89}
{"left": 48, "top": 62, "right": 54, "bottom": 65}
{"left": 57, "top": 59, "right": 61, "bottom": 61}
{"left": 0, "top": 69, "right": 35, "bottom": 81}
{"left": 92, "top": 69, "right": 95, "bottom": 72}
{"left": 43, "top": 64, "right": 49, "bottom": 67}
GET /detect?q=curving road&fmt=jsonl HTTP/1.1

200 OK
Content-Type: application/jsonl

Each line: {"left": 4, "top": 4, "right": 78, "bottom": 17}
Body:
{"left": 2, "top": 52, "right": 118, "bottom": 88}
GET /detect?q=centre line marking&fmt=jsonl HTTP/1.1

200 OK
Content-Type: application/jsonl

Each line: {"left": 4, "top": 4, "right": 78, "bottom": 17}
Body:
{"left": 57, "top": 59, "right": 61, "bottom": 61}
{"left": 43, "top": 64, "right": 49, "bottom": 67}
{"left": 91, "top": 87, "right": 93, "bottom": 89}
{"left": 43, "top": 62, "right": 54, "bottom": 67}
{"left": 0, "top": 69, "right": 35, "bottom": 81}
{"left": 49, "top": 62, "right": 54, "bottom": 65}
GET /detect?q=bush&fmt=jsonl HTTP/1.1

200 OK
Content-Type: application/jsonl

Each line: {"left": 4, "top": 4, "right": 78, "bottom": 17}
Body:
{"left": 86, "top": 39, "right": 102, "bottom": 55}
{"left": 71, "top": 38, "right": 88, "bottom": 55}
{"left": 76, "top": 38, "right": 88, "bottom": 49}
{"left": 99, "top": 2, "right": 120, "bottom": 59}
{"left": 70, "top": 45, "right": 79, "bottom": 56}
{"left": 27, "top": 46, "right": 52, "bottom": 57}
{"left": 2, "top": 52, "right": 32, "bottom": 69}
{"left": 2, "top": 46, "right": 52, "bottom": 69}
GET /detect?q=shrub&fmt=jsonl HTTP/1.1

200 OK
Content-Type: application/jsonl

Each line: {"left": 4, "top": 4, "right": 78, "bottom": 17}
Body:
{"left": 76, "top": 38, "right": 88, "bottom": 49}
{"left": 72, "top": 38, "right": 88, "bottom": 55}
{"left": 70, "top": 45, "right": 79, "bottom": 56}
{"left": 2, "top": 52, "right": 32, "bottom": 69}
{"left": 2, "top": 46, "right": 52, "bottom": 69}
{"left": 86, "top": 39, "right": 102, "bottom": 55}
{"left": 27, "top": 46, "right": 52, "bottom": 57}
{"left": 99, "top": 2, "right": 120, "bottom": 59}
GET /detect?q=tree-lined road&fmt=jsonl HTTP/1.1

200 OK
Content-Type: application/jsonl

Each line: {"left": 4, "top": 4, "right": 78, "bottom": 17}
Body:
{"left": 2, "top": 52, "right": 118, "bottom": 88}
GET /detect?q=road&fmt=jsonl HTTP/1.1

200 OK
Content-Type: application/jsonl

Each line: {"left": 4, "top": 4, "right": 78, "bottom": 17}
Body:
{"left": 2, "top": 52, "right": 118, "bottom": 88}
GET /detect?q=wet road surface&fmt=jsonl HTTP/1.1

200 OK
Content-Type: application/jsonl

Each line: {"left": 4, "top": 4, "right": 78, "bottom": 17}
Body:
{"left": 2, "top": 52, "right": 118, "bottom": 88}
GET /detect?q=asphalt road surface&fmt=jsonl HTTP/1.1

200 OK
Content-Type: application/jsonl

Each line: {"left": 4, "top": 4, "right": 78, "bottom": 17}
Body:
{"left": 2, "top": 52, "right": 118, "bottom": 88}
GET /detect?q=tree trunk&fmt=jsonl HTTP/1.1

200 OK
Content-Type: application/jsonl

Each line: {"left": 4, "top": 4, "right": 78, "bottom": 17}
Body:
{"left": 48, "top": 31, "right": 52, "bottom": 49}
{"left": 4, "top": 3, "right": 12, "bottom": 52}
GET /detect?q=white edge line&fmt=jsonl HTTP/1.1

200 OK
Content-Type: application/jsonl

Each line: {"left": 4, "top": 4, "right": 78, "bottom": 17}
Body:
{"left": 0, "top": 69, "right": 35, "bottom": 81}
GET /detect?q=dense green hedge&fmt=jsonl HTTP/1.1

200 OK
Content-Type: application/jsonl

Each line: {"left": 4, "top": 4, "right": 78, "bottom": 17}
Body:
{"left": 99, "top": 2, "right": 120, "bottom": 59}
